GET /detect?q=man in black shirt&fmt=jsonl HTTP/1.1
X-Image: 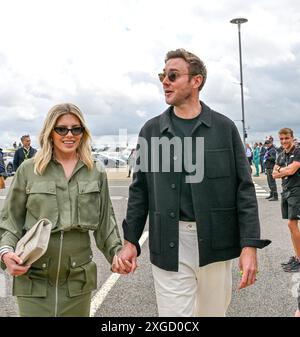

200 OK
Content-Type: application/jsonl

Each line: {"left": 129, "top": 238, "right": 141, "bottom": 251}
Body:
{"left": 273, "top": 128, "right": 300, "bottom": 275}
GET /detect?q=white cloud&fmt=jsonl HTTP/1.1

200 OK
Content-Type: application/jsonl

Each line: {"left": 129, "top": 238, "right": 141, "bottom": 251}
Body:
{"left": 0, "top": 0, "right": 300, "bottom": 147}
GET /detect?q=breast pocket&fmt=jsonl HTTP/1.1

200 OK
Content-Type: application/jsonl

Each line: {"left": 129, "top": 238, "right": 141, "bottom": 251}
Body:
{"left": 77, "top": 181, "right": 101, "bottom": 230}
{"left": 25, "top": 181, "right": 58, "bottom": 229}
{"left": 205, "top": 149, "right": 231, "bottom": 178}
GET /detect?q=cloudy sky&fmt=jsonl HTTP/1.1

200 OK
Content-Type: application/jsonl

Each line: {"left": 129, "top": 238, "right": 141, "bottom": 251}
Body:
{"left": 0, "top": 0, "right": 299, "bottom": 148}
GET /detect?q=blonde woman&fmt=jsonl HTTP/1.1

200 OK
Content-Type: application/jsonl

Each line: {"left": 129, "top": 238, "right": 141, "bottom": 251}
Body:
{"left": 0, "top": 103, "right": 129, "bottom": 316}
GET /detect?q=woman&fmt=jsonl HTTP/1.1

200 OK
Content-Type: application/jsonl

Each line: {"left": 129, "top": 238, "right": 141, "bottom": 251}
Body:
{"left": 0, "top": 103, "right": 129, "bottom": 316}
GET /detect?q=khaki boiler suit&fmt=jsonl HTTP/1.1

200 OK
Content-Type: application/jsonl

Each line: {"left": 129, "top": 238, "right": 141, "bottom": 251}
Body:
{"left": 0, "top": 158, "right": 122, "bottom": 317}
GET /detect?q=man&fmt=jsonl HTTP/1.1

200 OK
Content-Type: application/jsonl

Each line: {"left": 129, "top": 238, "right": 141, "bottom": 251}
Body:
{"left": 272, "top": 128, "right": 300, "bottom": 273}
{"left": 13, "top": 134, "right": 37, "bottom": 171}
{"left": 259, "top": 142, "right": 266, "bottom": 173}
{"left": 114, "top": 49, "right": 270, "bottom": 317}
{"left": 264, "top": 140, "right": 278, "bottom": 201}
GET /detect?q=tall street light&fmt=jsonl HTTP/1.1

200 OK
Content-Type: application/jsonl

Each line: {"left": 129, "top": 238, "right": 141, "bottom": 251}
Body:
{"left": 230, "top": 17, "right": 248, "bottom": 146}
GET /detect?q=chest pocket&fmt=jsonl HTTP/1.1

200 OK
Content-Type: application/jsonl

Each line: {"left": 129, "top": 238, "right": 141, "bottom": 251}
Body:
{"left": 205, "top": 149, "right": 230, "bottom": 178}
{"left": 25, "top": 181, "right": 58, "bottom": 229}
{"left": 77, "top": 181, "right": 101, "bottom": 230}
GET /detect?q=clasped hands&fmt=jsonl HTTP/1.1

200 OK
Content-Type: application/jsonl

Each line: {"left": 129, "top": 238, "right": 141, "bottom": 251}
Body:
{"left": 111, "top": 240, "right": 138, "bottom": 275}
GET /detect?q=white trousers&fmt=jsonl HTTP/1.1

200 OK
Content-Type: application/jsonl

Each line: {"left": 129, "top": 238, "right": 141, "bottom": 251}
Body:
{"left": 152, "top": 221, "right": 232, "bottom": 317}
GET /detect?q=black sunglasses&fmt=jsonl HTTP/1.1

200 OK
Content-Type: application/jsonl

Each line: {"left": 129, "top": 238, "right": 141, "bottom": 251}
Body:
{"left": 54, "top": 126, "right": 84, "bottom": 136}
{"left": 158, "top": 71, "right": 196, "bottom": 83}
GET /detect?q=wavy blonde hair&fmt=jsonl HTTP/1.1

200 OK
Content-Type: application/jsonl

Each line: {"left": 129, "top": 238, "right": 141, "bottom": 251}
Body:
{"left": 34, "top": 103, "right": 93, "bottom": 175}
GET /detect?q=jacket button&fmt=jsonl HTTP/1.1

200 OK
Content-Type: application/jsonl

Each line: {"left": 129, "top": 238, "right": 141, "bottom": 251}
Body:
{"left": 169, "top": 242, "right": 175, "bottom": 248}
{"left": 169, "top": 212, "right": 175, "bottom": 218}
{"left": 171, "top": 184, "right": 176, "bottom": 189}
{"left": 42, "top": 263, "right": 47, "bottom": 269}
{"left": 173, "top": 156, "right": 178, "bottom": 160}
{"left": 72, "top": 262, "right": 76, "bottom": 267}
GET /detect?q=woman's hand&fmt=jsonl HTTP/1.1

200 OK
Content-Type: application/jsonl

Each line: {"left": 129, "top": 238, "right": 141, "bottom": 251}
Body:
{"left": 2, "top": 252, "right": 31, "bottom": 276}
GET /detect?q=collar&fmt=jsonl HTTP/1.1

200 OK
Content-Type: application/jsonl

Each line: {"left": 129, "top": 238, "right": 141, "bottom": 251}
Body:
{"left": 159, "top": 100, "right": 212, "bottom": 135}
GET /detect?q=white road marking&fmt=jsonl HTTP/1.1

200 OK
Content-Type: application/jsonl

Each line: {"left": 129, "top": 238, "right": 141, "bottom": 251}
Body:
{"left": 90, "top": 230, "right": 149, "bottom": 317}
{"left": 110, "top": 196, "right": 124, "bottom": 200}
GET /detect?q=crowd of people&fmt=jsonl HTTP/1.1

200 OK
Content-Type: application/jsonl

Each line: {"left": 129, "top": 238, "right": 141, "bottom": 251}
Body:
{"left": 0, "top": 48, "right": 299, "bottom": 317}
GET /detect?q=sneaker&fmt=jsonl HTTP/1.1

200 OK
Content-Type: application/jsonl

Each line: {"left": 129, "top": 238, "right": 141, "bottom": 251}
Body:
{"left": 281, "top": 256, "right": 296, "bottom": 266}
{"left": 282, "top": 259, "right": 300, "bottom": 272}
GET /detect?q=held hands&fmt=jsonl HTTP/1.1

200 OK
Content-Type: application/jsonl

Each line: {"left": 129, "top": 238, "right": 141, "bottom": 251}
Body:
{"left": 111, "top": 240, "right": 138, "bottom": 275}
{"left": 2, "top": 252, "right": 31, "bottom": 276}
{"left": 238, "top": 247, "right": 258, "bottom": 289}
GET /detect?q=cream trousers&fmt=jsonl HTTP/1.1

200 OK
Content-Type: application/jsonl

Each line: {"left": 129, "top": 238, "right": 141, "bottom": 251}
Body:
{"left": 152, "top": 221, "right": 232, "bottom": 317}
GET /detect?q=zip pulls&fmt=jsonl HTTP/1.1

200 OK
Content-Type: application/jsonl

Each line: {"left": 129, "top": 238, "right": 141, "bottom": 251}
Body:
{"left": 54, "top": 231, "right": 64, "bottom": 317}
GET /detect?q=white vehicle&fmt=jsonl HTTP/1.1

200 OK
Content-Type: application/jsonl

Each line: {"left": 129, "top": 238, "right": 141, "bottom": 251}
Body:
{"left": 2, "top": 149, "right": 15, "bottom": 176}
{"left": 92, "top": 152, "right": 127, "bottom": 168}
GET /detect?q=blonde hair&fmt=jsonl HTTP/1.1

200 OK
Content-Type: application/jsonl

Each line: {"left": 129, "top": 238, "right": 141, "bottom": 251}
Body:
{"left": 34, "top": 103, "right": 94, "bottom": 175}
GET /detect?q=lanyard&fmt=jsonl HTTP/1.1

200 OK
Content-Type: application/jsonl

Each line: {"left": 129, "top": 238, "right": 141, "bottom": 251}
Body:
{"left": 23, "top": 149, "right": 30, "bottom": 160}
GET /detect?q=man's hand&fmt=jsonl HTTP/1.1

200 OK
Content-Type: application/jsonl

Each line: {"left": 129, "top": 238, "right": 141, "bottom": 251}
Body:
{"left": 238, "top": 247, "right": 258, "bottom": 289}
{"left": 111, "top": 240, "right": 138, "bottom": 274}
{"left": 2, "top": 252, "right": 31, "bottom": 276}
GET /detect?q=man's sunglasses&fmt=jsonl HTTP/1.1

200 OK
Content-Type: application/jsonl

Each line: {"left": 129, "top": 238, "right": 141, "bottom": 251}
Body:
{"left": 54, "top": 126, "right": 84, "bottom": 136}
{"left": 158, "top": 71, "right": 196, "bottom": 83}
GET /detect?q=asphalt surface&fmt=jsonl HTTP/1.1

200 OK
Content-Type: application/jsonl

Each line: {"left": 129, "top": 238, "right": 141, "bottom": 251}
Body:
{"left": 0, "top": 171, "right": 299, "bottom": 317}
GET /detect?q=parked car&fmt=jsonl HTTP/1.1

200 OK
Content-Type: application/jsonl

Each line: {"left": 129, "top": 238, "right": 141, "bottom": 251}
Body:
{"left": 2, "top": 149, "right": 15, "bottom": 176}
{"left": 92, "top": 152, "right": 127, "bottom": 168}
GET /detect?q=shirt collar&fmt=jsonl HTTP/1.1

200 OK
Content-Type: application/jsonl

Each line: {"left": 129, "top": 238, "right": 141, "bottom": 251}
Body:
{"left": 160, "top": 100, "right": 212, "bottom": 135}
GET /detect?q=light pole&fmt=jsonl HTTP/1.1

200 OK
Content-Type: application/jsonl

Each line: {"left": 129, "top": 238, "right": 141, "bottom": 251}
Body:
{"left": 230, "top": 17, "right": 248, "bottom": 146}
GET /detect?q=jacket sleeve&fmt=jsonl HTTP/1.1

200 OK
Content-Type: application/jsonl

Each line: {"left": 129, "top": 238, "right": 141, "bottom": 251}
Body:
{"left": 232, "top": 124, "right": 271, "bottom": 249}
{"left": 93, "top": 166, "right": 122, "bottom": 264}
{"left": 122, "top": 130, "right": 149, "bottom": 256}
{"left": 0, "top": 165, "right": 27, "bottom": 249}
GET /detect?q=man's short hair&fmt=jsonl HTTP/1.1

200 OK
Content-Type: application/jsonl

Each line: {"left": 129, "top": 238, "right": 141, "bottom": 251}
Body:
{"left": 21, "top": 134, "right": 30, "bottom": 142}
{"left": 264, "top": 140, "right": 271, "bottom": 145}
{"left": 278, "top": 128, "right": 293, "bottom": 138}
{"left": 165, "top": 48, "right": 207, "bottom": 91}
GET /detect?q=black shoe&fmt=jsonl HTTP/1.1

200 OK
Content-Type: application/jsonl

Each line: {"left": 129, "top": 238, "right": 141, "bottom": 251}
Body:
{"left": 281, "top": 256, "right": 296, "bottom": 266}
{"left": 268, "top": 197, "right": 278, "bottom": 201}
{"left": 282, "top": 260, "right": 300, "bottom": 272}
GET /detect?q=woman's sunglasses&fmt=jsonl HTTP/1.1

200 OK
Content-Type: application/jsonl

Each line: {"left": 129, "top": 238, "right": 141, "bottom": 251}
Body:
{"left": 54, "top": 126, "right": 84, "bottom": 136}
{"left": 158, "top": 71, "right": 196, "bottom": 83}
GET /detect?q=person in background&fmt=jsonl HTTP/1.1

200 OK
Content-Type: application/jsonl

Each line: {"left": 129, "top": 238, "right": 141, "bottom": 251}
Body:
{"left": 245, "top": 143, "right": 253, "bottom": 166}
{"left": 264, "top": 140, "right": 278, "bottom": 201}
{"left": 13, "top": 135, "right": 37, "bottom": 172}
{"left": 272, "top": 128, "right": 300, "bottom": 273}
{"left": 259, "top": 142, "right": 266, "bottom": 173}
{"left": 0, "top": 103, "right": 129, "bottom": 317}
{"left": 0, "top": 148, "right": 6, "bottom": 189}
{"left": 127, "top": 149, "right": 136, "bottom": 178}
{"left": 253, "top": 143, "right": 260, "bottom": 177}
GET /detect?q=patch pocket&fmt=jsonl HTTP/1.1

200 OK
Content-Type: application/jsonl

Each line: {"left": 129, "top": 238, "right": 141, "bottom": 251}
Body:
{"left": 77, "top": 181, "right": 101, "bottom": 230}
{"left": 205, "top": 149, "right": 230, "bottom": 178}
{"left": 67, "top": 254, "right": 97, "bottom": 298}
{"left": 13, "top": 257, "right": 49, "bottom": 297}
{"left": 210, "top": 207, "right": 239, "bottom": 249}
